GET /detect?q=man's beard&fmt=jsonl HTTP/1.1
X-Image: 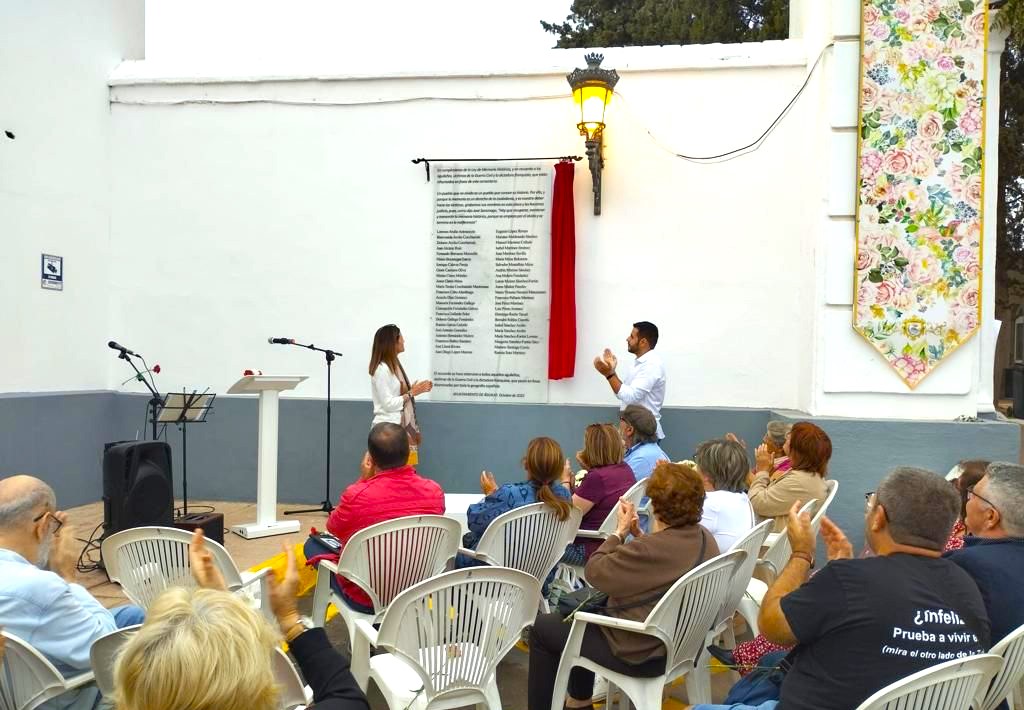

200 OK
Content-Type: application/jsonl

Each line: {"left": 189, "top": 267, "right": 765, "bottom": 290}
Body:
{"left": 627, "top": 343, "right": 637, "bottom": 354}
{"left": 35, "top": 530, "right": 54, "bottom": 569}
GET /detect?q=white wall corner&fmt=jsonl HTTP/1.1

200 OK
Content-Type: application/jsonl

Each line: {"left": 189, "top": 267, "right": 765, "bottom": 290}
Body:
{"left": 830, "top": 40, "right": 860, "bottom": 128}
{"left": 832, "top": 0, "right": 862, "bottom": 39}
{"left": 824, "top": 218, "right": 855, "bottom": 305}
{"left": 827, "top": 131, "right": 858, "bottom": 216}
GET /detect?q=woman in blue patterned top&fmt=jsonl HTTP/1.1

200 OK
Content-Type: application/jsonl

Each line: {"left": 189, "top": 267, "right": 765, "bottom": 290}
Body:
{"left": 458, "top": 437, "right": 573, "bottom": 560}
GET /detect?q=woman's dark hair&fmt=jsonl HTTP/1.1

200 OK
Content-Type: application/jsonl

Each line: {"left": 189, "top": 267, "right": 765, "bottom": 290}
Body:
{"left": 645, "top": 461, "right": 705, "bottom": 527}
{"left": 953, "top": 459, "right": 989, "bottom": 521}
{"left": 523, "top": 437, "right": 572, "bottom": 521}
{"left": 787, "top": 422, "right": 832, "bottom": 476}
{"left": 368, "top": 324, "right": 401, "bottom": 377}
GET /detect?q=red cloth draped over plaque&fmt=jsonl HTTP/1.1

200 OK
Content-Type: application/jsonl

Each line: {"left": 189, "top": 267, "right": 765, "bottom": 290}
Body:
{"left": 548, "top": 161, "right": 576, "bottom": 380}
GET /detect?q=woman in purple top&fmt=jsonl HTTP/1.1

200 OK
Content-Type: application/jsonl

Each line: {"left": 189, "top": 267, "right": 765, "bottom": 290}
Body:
{"left": 560, "top": 423, "right": 637, "bottom": 564}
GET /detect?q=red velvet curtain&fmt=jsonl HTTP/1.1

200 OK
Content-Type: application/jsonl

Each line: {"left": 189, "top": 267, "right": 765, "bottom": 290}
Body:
{"left": 548, "top": 161, "right": 576, "bottom": 379}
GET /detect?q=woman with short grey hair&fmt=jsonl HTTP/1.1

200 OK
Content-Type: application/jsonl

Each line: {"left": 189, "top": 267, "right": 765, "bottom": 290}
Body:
{"left": 694, "top": 439, "right": 755, "bottom": 551}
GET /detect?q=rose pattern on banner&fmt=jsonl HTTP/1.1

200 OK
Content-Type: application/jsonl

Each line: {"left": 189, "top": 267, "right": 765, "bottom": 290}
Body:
{"left": 854, "top": 0, "right": 987, "bottom": 388}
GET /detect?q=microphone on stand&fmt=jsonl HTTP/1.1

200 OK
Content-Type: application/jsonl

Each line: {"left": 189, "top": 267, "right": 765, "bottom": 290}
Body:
{"left": 108, "top": 341, "right": 140, "bottom": 357}
{"left": 268, "top": 337, "right": 294, "bottom": 345}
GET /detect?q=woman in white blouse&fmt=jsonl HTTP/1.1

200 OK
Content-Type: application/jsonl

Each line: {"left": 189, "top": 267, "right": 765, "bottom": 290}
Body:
{"left": 692, "top": 438, "right": 755, "bottom": 551}
{"left": 369, "top": 324, "right": 431, "bottom": 442}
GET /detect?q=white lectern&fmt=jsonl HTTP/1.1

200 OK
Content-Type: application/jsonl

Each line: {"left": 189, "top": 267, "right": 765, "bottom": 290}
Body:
{"left": 227, "top": 375, "right": 308, "bottom": 539}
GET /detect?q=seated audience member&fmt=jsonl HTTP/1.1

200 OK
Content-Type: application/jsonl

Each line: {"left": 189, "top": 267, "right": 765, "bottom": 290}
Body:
{"left": 619, "top": 405, "right": 668, "bottom": 480}
{"left": 456, "top": 436, "right": 572, "bottom": 564}
{"left": 693, "top": 439, "right": 755, "bottom": 551}
{"left": 305, "top": 422, "right": 444, "bottom": 613}
{"left": 530, "top": 462, "right": 719, "bottom": 710}
{"left": 559, "top": 423, "right": 637, "bottom": 565}
{"left": 761, "top": 420, "right": 793, "bottom": 475}
{"left": 944, "top": 459, "right": 989, "bottom": 549}
{"left": 747, "top": 422, "right": 830, "bottom": 533}
{"left": 712, "top": 456, "right": 981, "bottom": 673}
{"left": 945, "top": 461, "right": 1024, "bottom": 644}
{"left": 689, "top": 467, "right": 990, "bottom": 710}
{"left": 0, "top": 475, "right": 145, "bottom": 710}
{"left": 114, "top": 530, "right": 368, "bottom": 710}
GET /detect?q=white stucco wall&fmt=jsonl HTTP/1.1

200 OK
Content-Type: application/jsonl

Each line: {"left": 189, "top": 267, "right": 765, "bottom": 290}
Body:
{"left": 0, "top": 0, "right": 143, "bottom": 392}
{"left": 2, "top": 0, "right": 1005, "bottom": 421}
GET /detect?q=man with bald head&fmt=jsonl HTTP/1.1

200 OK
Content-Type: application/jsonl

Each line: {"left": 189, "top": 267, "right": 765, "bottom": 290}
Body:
{"left": 0, "top": 475, "right": 144, "bottom": 708}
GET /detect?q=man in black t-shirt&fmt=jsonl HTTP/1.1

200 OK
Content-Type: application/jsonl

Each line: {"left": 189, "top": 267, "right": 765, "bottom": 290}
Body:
{"left": 689, "top": 467, "right": 990, "bottom": 710}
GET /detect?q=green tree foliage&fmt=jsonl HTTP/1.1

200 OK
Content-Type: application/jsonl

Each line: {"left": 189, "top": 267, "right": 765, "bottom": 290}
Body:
{"left": 540, "top": 0, "right": 790, "bottom": 48}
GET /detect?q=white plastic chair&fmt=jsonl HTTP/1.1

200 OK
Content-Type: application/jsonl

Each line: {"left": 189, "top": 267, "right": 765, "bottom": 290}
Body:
{"left": 101, "top": 526, "right": 272, "bottom": 618}
{"left": 737, "top": 498, "right": 818, "bottom": 636}
{"left": 549, "top": 549, "right": 746, "bottom": 710}
{"left": 458, "top": 503, "right": 582, "bottom": 612}
{"left": 760, "top": 480, "right": 838, "bottom": 551}
{"left": 310, "top": 515, "right": 462, "bottom": 658}
{"left": 559, "top": 476, "right": 649, "bottom": 586}
{"left": 976, "top": 622, "right": 1024, "bottom": 710}
{"left": 0, "top": 631, "right": 95, "bottom": 710}
{"left": 687, "top": 520, "right": 774, "bottom": 704}
{"left": 89, "top": 624, "right": 141, "bottom": 696}
{"left": 352, "top": 567, "right": 540, "bottom": 709}
{"left": 853, "top": 653, "right": 1003, "bottom": 710}
{"left": 89, "top": 624, "right": 311, "bottom": 709}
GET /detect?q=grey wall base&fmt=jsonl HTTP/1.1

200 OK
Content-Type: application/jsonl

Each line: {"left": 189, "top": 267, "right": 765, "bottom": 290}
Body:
{"left": 0, "top": 391, "right": 1019, "bottom": 545}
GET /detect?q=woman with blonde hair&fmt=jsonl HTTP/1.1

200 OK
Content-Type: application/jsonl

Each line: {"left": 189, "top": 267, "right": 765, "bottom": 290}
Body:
{"left": 456, "top": 437, "right": 573, "bottom": 568}
{"left": 559, "top": 423, "right": 636, "bottom": 565}
{"left": 113, "top": 530, "right": 368, "bottom": 710}
{"left": 369, "top": 324, "right": 431, "bottom": 463}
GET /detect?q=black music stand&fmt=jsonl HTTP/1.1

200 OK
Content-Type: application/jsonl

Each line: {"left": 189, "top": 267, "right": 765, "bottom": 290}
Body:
{"left": 157, "top": 390, "right": 215, "bottom": 516}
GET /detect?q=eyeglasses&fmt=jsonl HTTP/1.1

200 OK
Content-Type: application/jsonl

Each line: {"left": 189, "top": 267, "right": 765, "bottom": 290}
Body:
{"left": 32, "top": 510, "right": 63, "bottom": 535}
{"left": 966, "top": 485, "right": 998, "bottom": 512}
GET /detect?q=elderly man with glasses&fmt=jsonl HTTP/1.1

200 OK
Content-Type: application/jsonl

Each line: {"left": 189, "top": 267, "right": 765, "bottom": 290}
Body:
{"left": 685, "top": 467, "right": 990, "bottom": 710}
{"left": 944, "top": 461, "right": 1024, "bottom": 645}
{"left": 0, "top": 475, "right": 144, "bottom": 709}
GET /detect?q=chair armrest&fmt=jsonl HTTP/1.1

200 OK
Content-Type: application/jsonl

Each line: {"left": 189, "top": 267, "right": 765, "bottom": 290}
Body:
{"left": 572, "top": 611, "right": 648, "bottom": 633}
{"left": 575, "top": 529, "right": 607, "bottom": 540}
{"left": 317, "top": 558, "right": 340, "bottom": 574}
{"left": 353, "top": 619, "right": 379, "bottom": 647}
{"left": 65, "top": 671, "right": 96, "bottom": 690}
{"left": 457, "top": 547, "right": 495, "bottom": 565}
{"left": 763, "top": 532, "right": 781, "bottom": 548}
{"left": 239, "top": 566, "right": 272, "bottom": 586}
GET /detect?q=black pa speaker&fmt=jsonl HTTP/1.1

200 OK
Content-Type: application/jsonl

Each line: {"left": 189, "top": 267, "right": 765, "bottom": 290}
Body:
{"left": 102, "top": 441, "right": 174, "bottom": 536}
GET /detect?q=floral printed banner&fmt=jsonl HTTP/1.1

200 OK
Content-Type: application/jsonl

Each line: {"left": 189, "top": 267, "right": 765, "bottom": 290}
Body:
{"left": 854, "top": 0, "right": 988, "bottom": 388}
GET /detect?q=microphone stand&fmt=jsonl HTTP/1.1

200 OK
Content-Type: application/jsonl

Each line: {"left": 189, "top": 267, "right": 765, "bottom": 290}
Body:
{"left": 282, "top": 340, "right": 342, "bottom": 516}
{"left": 115, "top": 350, "right": 162, "bottom": 440}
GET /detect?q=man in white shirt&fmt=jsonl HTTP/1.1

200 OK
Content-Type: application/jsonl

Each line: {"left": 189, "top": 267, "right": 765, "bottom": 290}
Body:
{"left": 594, "top": 321, "right": 667, "bottom": 439}
{"left": 0, "top": 475, "right": 145, "bottom": 709}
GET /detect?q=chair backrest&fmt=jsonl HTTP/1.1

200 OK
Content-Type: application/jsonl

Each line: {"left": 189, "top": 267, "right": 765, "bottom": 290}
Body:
{"left": 0, "top": 631, "right": 70, "bottom": 710}
{"left": 375, "top": 567, "right": 540, "bottom": 707}
{"left": 89, "top": 624, "right": 142, "bottom": 697}
{"left": 271, "top": 647, "right": 309, "bottom": 710}
{"left": 472, "top": 503, "right": 582, "bottom": 581}
{"left": 976, "top": 622, "right": 1024, "bottom": 710}
{"left": 713, "top": 520, "right": 773, "bottom": 631}
{"left": 643, "top": 549, "right": 746, "bottom": 679}
{"left": 593, "top": 476, "right": 649, "bottom": 536}
{"left": 811, "top": 480, "right": 839, "bottom": 535}
{"left": 854, "top": 653, "right": 1003, "bottom": 710}
{"left": 760, "top": 498, "right": 818, "bottom": 577}
{"left": 101, "top": 526, "right": 245, "bottom": 608}
{"left": 336, "top": 514, "right": 462, "bottom": 612}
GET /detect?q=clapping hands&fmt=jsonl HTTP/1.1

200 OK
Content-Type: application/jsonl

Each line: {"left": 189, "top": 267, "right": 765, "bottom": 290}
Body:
{"left": 593, "top": 348, "right": 618, "bottom": 376}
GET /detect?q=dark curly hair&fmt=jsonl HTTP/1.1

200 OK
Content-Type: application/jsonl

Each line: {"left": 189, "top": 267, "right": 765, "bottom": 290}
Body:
{"left": 645, "top": 461, "right": 705, "bottom": 527}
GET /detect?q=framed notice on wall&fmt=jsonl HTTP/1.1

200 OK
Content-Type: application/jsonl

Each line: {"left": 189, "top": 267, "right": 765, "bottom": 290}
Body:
{"left": 430, "top": 162, "right": 552, "bottom": 403}
{"left": 41, "top": 254, "right": 63, "bottom": 291}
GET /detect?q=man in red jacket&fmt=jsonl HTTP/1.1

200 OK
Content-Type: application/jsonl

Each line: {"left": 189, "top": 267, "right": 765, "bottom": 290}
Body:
{"left": 322, "top": 422, "right": 445, "bottom": 612}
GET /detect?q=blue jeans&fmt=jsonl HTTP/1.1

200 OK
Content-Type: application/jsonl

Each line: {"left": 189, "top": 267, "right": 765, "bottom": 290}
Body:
{"left": 112, "top": 604, "right": 145, "bottom": 627}
{"left": 692, "top": 703, "right": 778, "bottom": 710}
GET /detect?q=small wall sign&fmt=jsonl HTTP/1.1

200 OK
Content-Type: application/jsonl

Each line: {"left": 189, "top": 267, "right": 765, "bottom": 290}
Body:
{"left": 41, "top": 254, "right": 63, "bottom": 291}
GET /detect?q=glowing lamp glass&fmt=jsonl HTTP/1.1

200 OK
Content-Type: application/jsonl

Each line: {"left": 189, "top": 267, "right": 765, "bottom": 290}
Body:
{"left": 574, "top": 84, "right": 611, "bottom": 139}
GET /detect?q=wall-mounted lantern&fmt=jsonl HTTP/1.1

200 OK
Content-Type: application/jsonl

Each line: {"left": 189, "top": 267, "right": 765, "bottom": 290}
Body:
{"left": 567, "top": 53, "right": 618, "bottom": 215}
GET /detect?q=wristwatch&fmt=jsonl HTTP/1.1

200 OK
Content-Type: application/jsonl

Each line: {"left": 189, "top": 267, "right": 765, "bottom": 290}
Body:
{"left": 606, "top": 372, "right": 616, "bottom": 380}
{"left": 285, "top": 615, "right": 315, "bottom": 643}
